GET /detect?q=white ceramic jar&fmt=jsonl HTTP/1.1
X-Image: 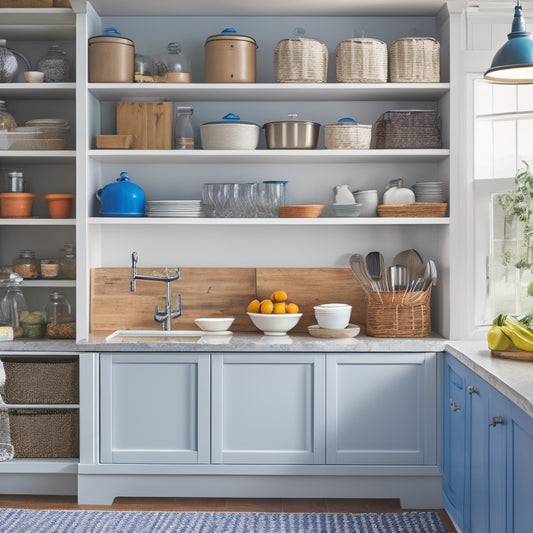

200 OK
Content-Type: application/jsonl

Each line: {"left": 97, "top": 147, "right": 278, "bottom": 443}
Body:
{"left": 200, "top": 113, "right": 260, "bottom": 150}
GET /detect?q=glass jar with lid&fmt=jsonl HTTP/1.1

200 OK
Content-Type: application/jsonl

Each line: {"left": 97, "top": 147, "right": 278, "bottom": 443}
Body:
{"left": 174, "top": 106, "right": 194, "bottom": 149}
{"left": 44, "top": 291, "right": 75, "bottom": 339}
{"left": 13, "top": 249, "right": 39, "bottom": 279}
{"left": 58, "top": 244, "right": 75, "bottom": 279}
{"left": 0, "top": 100, "right": 17, "bottom": 131}
{"left": 0, "top": 273, "right": 28, "bottom": 338}
{"left": 165, "top": 42, "right": 191, "bottom": 83}
{"left": 37, "top": 44, "right": 70, "bottom": 82}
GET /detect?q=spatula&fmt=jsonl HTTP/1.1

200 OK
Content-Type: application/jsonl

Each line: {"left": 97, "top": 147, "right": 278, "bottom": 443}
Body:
{"left": 393, "top": 249, "right": 425, "bottom": 283}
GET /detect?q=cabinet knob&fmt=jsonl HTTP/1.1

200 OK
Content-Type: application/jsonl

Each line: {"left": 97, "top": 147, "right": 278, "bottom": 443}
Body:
{"left": 489, "top": 416, "right": 503, "bottom": 427}
{"left": 450, "top": 398, "right": 461, "bottom": 411}
{"left": 468, "top": 385, "right": 479, "bottom": 395}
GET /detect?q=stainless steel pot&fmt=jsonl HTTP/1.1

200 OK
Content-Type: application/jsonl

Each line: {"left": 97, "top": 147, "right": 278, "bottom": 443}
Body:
{"left": 263, "top": 114, "right": 320, "bottom": 149}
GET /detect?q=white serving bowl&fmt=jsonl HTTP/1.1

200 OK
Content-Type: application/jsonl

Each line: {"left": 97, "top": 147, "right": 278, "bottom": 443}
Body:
{"left": 314, "top": 304, "right": 352, "bottom": 330}
{"left": 247, "top": 312, "right": 302, "bottom": 336}
{"left": 24, "top": 71, "right": 44, "bottom": 83}
{"left": 194, "top": 317, "right": 234, "bottom": 332}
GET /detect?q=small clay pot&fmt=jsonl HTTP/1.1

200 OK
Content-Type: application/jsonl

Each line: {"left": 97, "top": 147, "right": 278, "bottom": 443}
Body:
{"left": 44, "top": 193, "right": 75, "bottom": 218}
{"left": 0, "top": 192, "right": 36, "bottom": 218}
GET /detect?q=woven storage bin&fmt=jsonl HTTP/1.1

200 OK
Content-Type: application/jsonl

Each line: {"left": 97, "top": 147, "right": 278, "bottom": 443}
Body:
{"left": 324, "top": 121, "right": 372, "bottom": 149}
{"left": 2, "top": 357, "right": 78, "bottom": 404}
{"left": 366, "top": 287, "right": 431, "bottom": 338}
{"left": 335, "top": 37, "right": 388, "bottom": 83}
{"left": 9, "top": 408, "right": 79, "bottom": 458}
{"left": 377, "top": 202, "right": 448, "bottom": 217}
{"left": 389, "top": 37, "right": 440, "bottom": 82}
{"left": 274, "top": 37, "right": 328, "bottom": 83}
{"left": 371, "top": 110, "right": 441, "bottom": 149}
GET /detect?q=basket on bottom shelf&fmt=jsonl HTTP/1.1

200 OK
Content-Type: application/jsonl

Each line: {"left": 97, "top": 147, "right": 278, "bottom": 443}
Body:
{"left": 365, "top": 287, "right": 431, "bottom": 338}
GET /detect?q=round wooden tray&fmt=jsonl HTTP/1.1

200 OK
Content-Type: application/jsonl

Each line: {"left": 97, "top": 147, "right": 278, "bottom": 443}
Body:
{"left": 308, "top": 323, "right": 360, "bottom": 338}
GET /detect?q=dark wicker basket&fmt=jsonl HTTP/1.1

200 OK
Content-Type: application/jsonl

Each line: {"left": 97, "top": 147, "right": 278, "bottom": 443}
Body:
{"left": 365, "top": 287, "right": 431, "bottom": 338}
{"left": 371, "top": 110, "right": 441, "bottom": 149}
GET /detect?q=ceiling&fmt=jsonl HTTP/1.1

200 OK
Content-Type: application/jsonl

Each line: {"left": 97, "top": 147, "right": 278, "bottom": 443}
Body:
{"left": 86, "top": 0, "right": 452, "bottom": 17}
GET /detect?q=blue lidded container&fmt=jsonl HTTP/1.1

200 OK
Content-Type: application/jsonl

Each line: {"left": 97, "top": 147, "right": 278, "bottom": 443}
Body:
{"left": 96, "top": 171, "right": 145, "bottom": 217}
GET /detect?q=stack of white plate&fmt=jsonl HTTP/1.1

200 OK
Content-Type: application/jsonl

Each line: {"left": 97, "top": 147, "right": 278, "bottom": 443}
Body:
{"left": 332, "top": 203, "right": 362, "bottom": 217}
{"left": 25, "top": 118, "right": 70, "bottom": 140}
{"left": 145, "top": 200, "right": 205, "bottom": 217}
{"left": 412, "top": 182, "right": 446, "bottom": 203}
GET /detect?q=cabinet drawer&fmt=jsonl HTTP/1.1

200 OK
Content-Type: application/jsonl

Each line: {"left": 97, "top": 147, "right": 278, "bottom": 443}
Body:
{"left": 8, "top": 408, "right": 79, "bottom": 458}
{"left": 1, "top": 357, "right": 78, "bottom": 404}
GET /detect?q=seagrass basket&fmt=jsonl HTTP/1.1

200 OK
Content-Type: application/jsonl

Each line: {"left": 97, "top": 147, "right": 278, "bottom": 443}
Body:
{"left": 365, "top": 287, "right": 431, "bottom": 338}
{"left": 371, "top": 110, "right": 441, "bottom": 149}
{"left": 389, "top": 37, "right": 440, "bottom": 83}
{"left": 335, "top": 37, "right": 388, "bottom": 83}
{"left": 324, "top": 120, "right": 372, "bottom": 149}
{"left": 275, "top": 37, "right": 328, "bottom": 83}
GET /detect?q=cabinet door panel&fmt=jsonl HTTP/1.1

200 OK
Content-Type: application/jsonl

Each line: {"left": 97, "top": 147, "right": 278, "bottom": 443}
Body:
{"left": 211, "top": 353, "right": 325, "bottom": 464}
{"left": 327, "top": 353, "right": 436, "bottom": 465}
{"left": 100, "top": 353, "right": 210, "bottom": 464}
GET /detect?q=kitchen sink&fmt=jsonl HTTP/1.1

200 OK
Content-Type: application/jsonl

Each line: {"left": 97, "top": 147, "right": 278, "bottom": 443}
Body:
{"left": 105, "top": 329, "right": 232, "bottom": 343}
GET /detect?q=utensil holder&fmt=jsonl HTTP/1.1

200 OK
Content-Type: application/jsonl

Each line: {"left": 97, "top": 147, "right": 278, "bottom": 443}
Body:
{"left": 365, "top": 286, "right": 431, "bottom": 337}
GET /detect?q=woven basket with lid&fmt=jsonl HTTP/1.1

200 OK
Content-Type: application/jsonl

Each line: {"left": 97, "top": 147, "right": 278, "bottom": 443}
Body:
{"left": 324, "top": 118, "right": 372, "bottom": 149}
{"left": 389, "top": 37, "right": 440, "bottom": 83}
{"left": 335, "top": 37, "right": 388, "bottom": 83}
{"left": 275, "top": 30, "right": 328, "bottom": 83}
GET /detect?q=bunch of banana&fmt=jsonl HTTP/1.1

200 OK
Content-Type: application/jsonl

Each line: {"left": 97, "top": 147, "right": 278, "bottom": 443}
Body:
{"left": 488, "top": 314, "right": 533, "bottom": 352}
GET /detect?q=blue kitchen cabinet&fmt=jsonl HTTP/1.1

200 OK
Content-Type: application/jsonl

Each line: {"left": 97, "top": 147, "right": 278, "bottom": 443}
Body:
{"left": 443, "top": 353, "right": 467, "bottom": 532}
{"left": 326, "top": 352, "right": 437, "bottom": 465}
{"left": 444, "top": 353, "right": 533, "bottom": 533}
{"left": 211, "top": 353, "right": 325, "bottom": 464}
{"left": 100, "top": 352, "right": 210, "bottom": 464}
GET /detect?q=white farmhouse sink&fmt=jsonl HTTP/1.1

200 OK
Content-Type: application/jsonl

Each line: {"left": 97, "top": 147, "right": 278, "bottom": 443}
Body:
{"left": 105, "top": 329, "right": 232, "bottom": 343}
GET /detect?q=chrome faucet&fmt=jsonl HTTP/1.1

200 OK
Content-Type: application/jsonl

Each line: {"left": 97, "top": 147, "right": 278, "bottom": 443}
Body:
{"left": 130, "top": 251, "right": 181, "bottom": 330}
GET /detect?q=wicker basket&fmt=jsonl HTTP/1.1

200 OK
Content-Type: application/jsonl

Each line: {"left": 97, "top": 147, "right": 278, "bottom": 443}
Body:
{"left": 335, "top": 37, "right": 388, "bottom": 83}
{"left": 389, "top": 37, "right": 440, "bottom": 83}
{"left": 324, "top": 121, "right": 372, "bottom": 149}
{"left": 377, "top": 202, "right": 448, "bottom": 217}
{"left": 366, "top": 287, "right": 432, "bottom": 338}
{"left": 371, "top": 110, "right": 441, "bottom": 149}
{"left": 275, "top": 37, "right": 328, "bottom": 83}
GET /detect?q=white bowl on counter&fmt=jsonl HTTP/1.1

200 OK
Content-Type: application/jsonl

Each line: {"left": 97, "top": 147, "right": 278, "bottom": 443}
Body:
{"left": 314, "top": 303, "right": 352, "bottom": 330}
{"left": 247, "top": 312, "right": 302, "bottom": 336}
{"left": 194, "top": 317, "right": 234, "bottom": 332}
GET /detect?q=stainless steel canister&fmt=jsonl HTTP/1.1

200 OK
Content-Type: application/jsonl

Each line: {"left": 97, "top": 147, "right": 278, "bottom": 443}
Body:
{"left": 7, "top": 171, "right": 24, "bottom": 192}
{"left": 88, "top": 28, "right": 134, "bottom": 83}
{"left": 205, "top": 28, "right": 257, "bottom": 83}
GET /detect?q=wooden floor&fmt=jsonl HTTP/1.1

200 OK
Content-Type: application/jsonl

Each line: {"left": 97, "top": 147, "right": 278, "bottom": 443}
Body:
{"left": 0, "top": 495, "right": 457, "bottom": 532}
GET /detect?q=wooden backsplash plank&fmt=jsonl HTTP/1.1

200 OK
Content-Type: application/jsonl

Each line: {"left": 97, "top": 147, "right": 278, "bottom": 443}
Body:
{"left": 90, "top": 267, "right": 365, "bottom": 333}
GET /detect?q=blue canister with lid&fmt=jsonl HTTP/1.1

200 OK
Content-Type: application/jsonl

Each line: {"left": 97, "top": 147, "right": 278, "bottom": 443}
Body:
{"left": 96, "top": 171, "right": 145, "bottom": 217}
{"left": 88, "top": 27, "right": 135, "bottom": 83}
{"left": 205, "top": 28, "right": 257, "bottom": 83}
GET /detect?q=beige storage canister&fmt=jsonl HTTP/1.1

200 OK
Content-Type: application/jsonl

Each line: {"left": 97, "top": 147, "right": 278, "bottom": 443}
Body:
{"left": 336, "top": 37, "right": 388, "bottom": 83}
{"left": 389, "top": 37, "right": 440, "bottom": 82}
{"left": 88, "top": 27, "right": 134, "bottom": 83}
{"left": 205, "top": 28, "right": 257, "bottom": 83}
{"left": 275, "top": 28, "right": 328, "bottom": 83}
{"left": 324, "top": 118, "right": 372, "bottom": 149}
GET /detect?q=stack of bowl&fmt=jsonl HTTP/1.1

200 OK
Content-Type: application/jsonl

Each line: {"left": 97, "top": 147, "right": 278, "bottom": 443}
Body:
{"left": 332, "top": 203, "right": 362, "bottom": 217}
{"left": 314, "top": 303, "right": 352, "bottom": 330}
{"left": 24, "top": 118, "right": 70, "bottom": 150}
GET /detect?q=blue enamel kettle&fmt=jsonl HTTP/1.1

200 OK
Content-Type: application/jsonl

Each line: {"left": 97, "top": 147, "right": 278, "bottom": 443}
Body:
{"left": 96, "top": 171, "right": 145, "bottom": 217}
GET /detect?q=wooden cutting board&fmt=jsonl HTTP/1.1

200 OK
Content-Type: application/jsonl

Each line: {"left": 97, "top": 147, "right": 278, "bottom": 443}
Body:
{"left": 491, "top": 350, "right": 533, "bottom": 361}
{"left": 116, "top": 102, "right": 172, "bottom": 150}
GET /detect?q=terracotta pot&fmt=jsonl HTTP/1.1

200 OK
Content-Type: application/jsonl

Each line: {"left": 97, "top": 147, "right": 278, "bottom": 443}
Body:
{"left": 44, "top": 193, "right": 75, "bottom": 218}
{"left": 0, "top": 192, "right": 36, "bottom": 218}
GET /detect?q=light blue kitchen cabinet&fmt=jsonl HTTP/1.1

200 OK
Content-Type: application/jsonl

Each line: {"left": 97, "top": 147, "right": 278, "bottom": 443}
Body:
{"left": 326, "top": 353, "right": 437, "bottom": 465}
{"left": 100, "top": 352, "right": 210, "bottom": 464}
{"left": 211, "top": 353, "right": 325, "bottom": 464}
{"left": 442, "top": 353, "right": 467, "bottom": 532}
{"left": 443, "top": 353, "right": 533, "bottom": 533}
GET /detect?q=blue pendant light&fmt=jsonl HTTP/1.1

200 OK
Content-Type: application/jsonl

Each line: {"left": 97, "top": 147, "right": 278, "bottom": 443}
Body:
{"left": 484, "top": 0, "right": 533, "bottom": 83}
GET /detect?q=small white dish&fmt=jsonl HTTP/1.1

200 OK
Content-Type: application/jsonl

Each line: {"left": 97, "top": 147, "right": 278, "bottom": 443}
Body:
{"left": 194, "top": 317, "right": 234, "bottom": 332}
{"left": 24, "top": 71, "right": 44, "bottom": 83}
{"left": 308, "top": 324, "right": 360, "bottom": 338}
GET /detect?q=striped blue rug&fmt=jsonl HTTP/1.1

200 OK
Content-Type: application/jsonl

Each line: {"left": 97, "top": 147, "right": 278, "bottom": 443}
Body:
{"left": 0, "top": 509, "right": 445, "bottom": 533}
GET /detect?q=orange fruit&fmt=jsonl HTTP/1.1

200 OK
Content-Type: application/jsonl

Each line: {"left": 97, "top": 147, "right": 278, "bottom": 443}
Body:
{"left": 273, "top": 302, "right": 287, "bottom": 314}
{"left": 286, "top": 303, "right": 299, "bottom": 314}
{"left": 260, "top": 299, "right": 274, "bottom": 314}
{"left": 247, "top": 299, "right": 261, "bottom": 313}
{"left": 271, "top": 290, "right": 288, "bottom": 302}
